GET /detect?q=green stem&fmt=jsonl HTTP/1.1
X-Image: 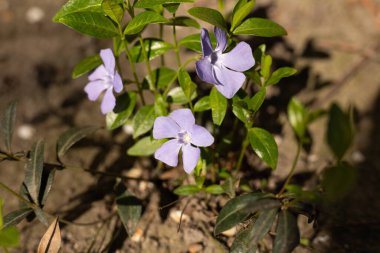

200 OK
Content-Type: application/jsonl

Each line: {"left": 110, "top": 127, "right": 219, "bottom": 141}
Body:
{"left": 278, "top": 141, "right": 302, "bottom": 196}
{"left": 0, "top": 182, "right": 36, "bottom": 208}
{"left": 138, "top": 35, "right": 153, "bottom": 82}
{"left": 236, "top": 134, "right": 250, "bottom": 172}
{"left": 172, "top": 12, "right": 181, "bottom": 67}
{"left": 218, "top": 0, "right": 224, "bottom": 13}
{"left": 2, "top": 247, "right": 9, "bottom": 253}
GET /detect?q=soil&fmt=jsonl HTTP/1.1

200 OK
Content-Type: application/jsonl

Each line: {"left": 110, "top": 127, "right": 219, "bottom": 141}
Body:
{"left": 0, "top": 0, "right": 380, "bottom": 252}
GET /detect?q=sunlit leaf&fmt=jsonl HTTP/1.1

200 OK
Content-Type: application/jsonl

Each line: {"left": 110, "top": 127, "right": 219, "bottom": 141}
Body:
{"left": 127, "top": 136, "right": 165, "bottom": 156}
{"left": 188, "top": 7, "right": 227, "bottom": 30}
{"left": 165, "top": 16, "right": 200, "bottom": 28}
{"left": 210, "top": 87, "right": 227, "bottom": 126}
{"left": 124, "top": 11, "right": 167, "bottom": 35}
{"left": 178, "top": 33, "right": 216, "bottom": 53}
{"left": 261, "top": 54, "right": 272, "bottom": 81}
{"left": 287, "top": 98, "right": 307, "bottom": 140}
{"left": 233, "top": 18, "right": 287, "bottom": 37}
{"left": 106, "top": 92, "right": 137, "bottom": 130}
{"left": 144, "top": 67, "right": 177, "bottom": 90}
{"left": 132, "top": 105, "right": 155, "bottom": 138}
{"left": 72, "top": 54, "right": 102, "bottom": 79}
{"left": 266, "top": 67, "right": 297, "bottom": 86}
{"left": 273, "top": 210, "right": 300, "bottom": 253}
{"left": 25, "top": 140, "right": 44, "bottom": 205}
{"left": 134, "top": 0, "right": 194, "bottom": 8}
{"left": 167, "top": 87, "right": 197, "bottom": 104}
{"left": 194, "top": 96, "right": 211, "bottom": 112}
{"left": 231, "top": 0, "right": 255, "bottom": 31}
{"left": 37, "top": 217, "right": 61, "bottom": 253}
{"left": 102, "top": 0, "right": 124, "bottom": 25}
{"left": 0, "top": 101, "right": 17, "bottom": 152}
{"left": 249, "top": 88, "right": 266, "bottom": 111}
{"left": 248, "top": 128, "right": 278, "bottom": 169}
{"left": 205, "top": 185, "right": 224, "bottom": 195}
{"left": 232, "top": 98, "right": 253, "bottom": 126}
{"left": 178, "top": 68, "right": 197, "bottom": 100}
{"left": 129, "top": 39, "right": 174, "bottom": 63}
{"left": 0, "top": 227, "right": 20, "bottom": 247}
{"left": 174, "top": 185, "right": 201, "bottom": 196}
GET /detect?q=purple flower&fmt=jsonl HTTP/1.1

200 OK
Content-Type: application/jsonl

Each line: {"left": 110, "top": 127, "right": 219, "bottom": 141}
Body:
{"left": 153, "top": 109, "right": 214, "bottom": 174}
{"left": 84, "top": 48, "right": 123, "bottom": 114}
{"left": 196, "top": 27, "right": 255, "bottom": 99}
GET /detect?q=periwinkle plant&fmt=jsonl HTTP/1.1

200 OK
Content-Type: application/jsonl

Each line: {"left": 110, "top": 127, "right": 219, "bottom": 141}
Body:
{"left": 0, "top": 0, "right": 357, "bottom": 252}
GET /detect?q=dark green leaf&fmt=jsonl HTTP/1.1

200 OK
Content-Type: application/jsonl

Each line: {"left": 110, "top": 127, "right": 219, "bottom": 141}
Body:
{"left": 144, "top": 67, "right": 177, "bottom": 90}
{"left": 266, "top": 67, "right": 297, "bottom": 86}
{"left": 242, "top": 198, "right": 281, "bottom": 213}
{"left": 248, "top": 128, "right": 278, "bottom": 169}
{"left": 130, "top": 39, "right": 174, "bottom": 63}
{"left": 174, "top": 185, "right": 201, "bottom": 196}
{"left": 134, "top": 0, "right": 194, "bottom": 8}
{"left": 34, "top": 207, "right": 49, "bottom": 227}
{"left": 164, "top": 3, "right": 180, "bottom": 13}
{"left": 234, "top": 18, "right": 287, "bottom": 37}
{"left": 165, "top": 16, "right": 200, "bottom": 28}
{"left": 124, "top": 11, "right": 167, "bottom": 35}
{"left": 322, "top": 163, "right": 356, "bottom": 202}
{"left": 214, "top": 192, "right": 271, "bottom": 235}
{"left": 273, "top": 210, "right": 300, "bottom": 253}
{"left": 72, "top": 54, "right": 102, "bottom": 79}
{"left": 232, "top": 98, "right": 253, "bottom": 126}
{"left": 167, "top": 87, "right": 197, "bottom": 104}
{"left": 57, "top": 126, "right": 98, "bottom": 160}
{"left": 306, "top": 109, "right": 326, "bottom": 125}
{"left": 0, "top": 101, "right": 17, "bottom": 152}
{"left": 231, "top": 0, "right": 255, "bottom": 31}
{"left": 178, "top": 68, "right": 197, "bottom": 100}
{"left": 188, "top": 7, "right": 227, "bottom": 30}
{"left": 127, "top": 136, "right": 165, "bottom": 156}
{"left": 327, "top": 104, "right": 354, "bottom": 160}
{"left": 132, "top": 105, "right": 155, "bottom": 138}
{"left": 249, "top": 88, "right": 266, "bottom": 111}
{"left": 0, "top": 227, "right": 20, "bottom": 247}
{"left": 25, "top": 140, "right": 44, "bottom": 205}
{"left": 178, "top": 33, "right": 216, "bottom": 53}
{"left": 3, "top": 208, "right": 33, "bottom": 228}
{"left": 210, "top": 87, "right": 227, "bottom": 126}
{"left": 53, "top": 0, "right": 103, "bottom": 21}
{"left": 102, "top": 0, "right": 124, "bottom": 25}
{"left": 246, "top": 70, "right": 262, "bottom": 86}
{"left": 106, "top": 92, "right": 137, "bottom": 130}
{"left": 205, "top": 185, "right": 224, "bottom": 195}
{"left": 39, "top": 166, "right": 56, "bottom": 206}
{"left": 287, "top": 98, "right": 307, "bottom": 139}
{"left": 194, "top": 96, "right": 210, "bottom": 112}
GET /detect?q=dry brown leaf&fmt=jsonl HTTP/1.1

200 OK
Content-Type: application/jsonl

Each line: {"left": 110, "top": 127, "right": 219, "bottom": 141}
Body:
{"left": 37, "top": 217, "right": 61, "bottom": 253}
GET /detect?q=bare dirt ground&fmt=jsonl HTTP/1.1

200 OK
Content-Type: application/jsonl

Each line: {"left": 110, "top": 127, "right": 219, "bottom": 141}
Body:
{"left": 0, "top": 0, "right": 380, "bottom": 252}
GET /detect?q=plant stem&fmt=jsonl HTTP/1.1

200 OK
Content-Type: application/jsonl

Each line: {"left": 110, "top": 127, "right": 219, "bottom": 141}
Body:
{"left": 236, "top": 133, "right": 250, "bottom": 172}
{"left": 0, "top": 181, "right": 36, "bottom": 208}
{"left": 138, "top": 35, "right": 153, "bottom": 82}
{"left": 172, "top": 12, "right": 181, "bottom": 67}
{"left": 2, "top": 247, "right": 9, "bottom": 253}
{"left": 278, "top": 141, "right": 302, "bottom": 196}
{"left": 218, "top": 0, "right": 225, "bottom": 14}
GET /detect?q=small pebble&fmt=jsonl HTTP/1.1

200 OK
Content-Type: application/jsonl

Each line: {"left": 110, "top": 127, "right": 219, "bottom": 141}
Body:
{"left": 131, "top": 228, "right": 143, "bottom": 242}
{"left": 352, "top": 151, "right": 365, "bottom": 163}
{"left": 170, "top": 210, "right": 190, "bottom": 224}
{"left": 26, "top": 6, "right": 45, "bottom": 23}
{"left": 17, "top": 124, "right": 35, "bottom": 140}
{"left": 123, "top": 124, "right": 134, "bottom": 135}
{"left": 221, "top": 226, "right": 237, "bottom": 237}
{"left": 188, "top": 243, "right": 203, "bottom": 253}
{"left": 126, "top": 167, "right": 143, "bottom": 178}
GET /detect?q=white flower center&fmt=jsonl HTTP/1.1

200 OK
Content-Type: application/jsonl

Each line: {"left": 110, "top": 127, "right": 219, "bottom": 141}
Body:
{"left": 208, "top": 51, "right": 223, "bottom": 68}
{"left": 103, "top": 73, "right": 114, "bottom": 89}
{"left": 177, "top": 131, "right": 192, "bottom": 145}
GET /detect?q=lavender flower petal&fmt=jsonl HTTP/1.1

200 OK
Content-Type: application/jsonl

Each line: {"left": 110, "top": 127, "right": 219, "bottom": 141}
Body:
{"left": 101, "top": 88, "right": 116, "bottom": 114}
{"left": 214, "top": 27, "right": 227, "bottom": 52}
{"left": 201, "top": 28, "right": 213, "bottom": 57}
{"left": 220, "top": 42, "right": 255, "bottom": 71}
{"left": 213, "top": 66, "right": 246, "bottom": 99}
{"left": 182, "top": 144, "right": 200, "bottom": 174}
{"left": 88, "top": 65, "right": 108, "bottom": 81}
{"left": 190, "top": 125, "right": 214, "bottom": 147}
{"left": 169, "top": 109, "right": 195, "bottom": 131}
{"left": 100, "top": 49, "right": 115, "bottom": 74}
{"left": 84, "top": 80, "right": 107, "bottom": 101}
{"left": 195, "top": 58, "right": 218, "bottom": 85}
{"left": 154, "top": 139, "right": 181, "bottom": 167}
{"left": 153, "top": 116, "right": 181, "bottom": 139}
{"left": 113, "top": 71, "right": 123, "bottom": 93}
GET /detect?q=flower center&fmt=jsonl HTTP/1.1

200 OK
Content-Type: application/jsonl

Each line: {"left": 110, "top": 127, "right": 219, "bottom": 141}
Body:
{"left": 103, "top": 73, "right": 114, "bottom": 89}
{"left": 177, "top": 131, "right": 192, "bottom": 145}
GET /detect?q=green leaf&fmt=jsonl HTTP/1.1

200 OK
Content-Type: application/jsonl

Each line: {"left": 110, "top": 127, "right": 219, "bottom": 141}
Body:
{"left": 124, "top": 11, "right": 167, "bottom": 35}
{"left": 249, "top": 88, "right": 266, "bottom": 111}
{"left": 127, "top": 136, "right": 165, "bottom": 156}
{"left": 232, "top": 98, "right": 253, "bottom": 126}
{"left": 132, "top": 105, "right": 155, "bottom": 138}
{"left": 261, "top": 54, "right": 272, "bottom": 81}
{"left": 248, "top": 128, "right": 278, "bottom": 169}
{"left": 194, "top": 96, "right": 211, "bottom": 112}
{"left": 167, "top": 87, "right": 197, "bottom": 104}
{"left": 154, "top": 94, "right": 168, "bottom": 116}
{"left": 266, "top": 67, "right": 297, "bottom": 86}
{"left": 0, "top": 227, "right": 20, "bottom": 247}
{"left": 231, "top": 208, "right": 278, "bottom": 253}
{"left": 188, "top": 7, "right": 227, "bottom": 30}
{"left": 205, "top": 185, "right": 224, "bottom": 195}
{"left": 57, "top": 126, "right": 99, "bottom": 160}
{"left": 165, "top": 16, "right": 200, "bottom": 28}
{"left": 174, "top": 185, "right": 201, "bottom": 196}
{"left": 164, "top": 3, "right": 180, "bottom": 13}
{"left": 102, "top": 0, "right": 124, "bottom": 25}
{"left": 0, "top": 198, "right": 3, "bottom": 228}
{"left": 115, "top": 183, "right": 142, "bottom": 235}
{"left": 72, "top": 54, "right": 102, "bottom": 79}
{"left": 233, "top": 18, "right": 287, "bottom": 37}
{"left": 231, "top": 0, "right": 255, "bottom": 31}
{"left": 106, "top": 92, "right": 137, "bottom": 130}
{"left": 25, "top": 140, "right": 44, "bottom": 205}
{"left": 210, "top": 87, "right": 227, "bottom": 126}
{"left": 287, "top": 98, "right": 307, "bottom": 139}
{"left": 134, "top": 0, "right": 194, "bottom": 8}
{"left": 53, "top": 0, "right": 103, "bottom": 21}
{"left": 34, "top": 207, "right": 49, "bottom": 227}
{"left": 246, "top": 70, "right": 262, "bottom": 86}
{"left": 178, "top": 68, "right": 197, "bottom": 100}
{"left": 273, "top": 210, "right": 300, "bottom": 253}
{"left": 130, "top": 39, "right": 174, "bottom": 63}
{"left": 0, "top": 101, "right": 17, "bottom": 152}
{"left": 144, "top": 67, "right": 177, "bottom": 90}
{"left": 322, "top": 163, "right": 356, "bottom": 202}
{"left": 178, "top": 33, "right": 216, "bottom": 53}
{"left": 214, "top": 192, "right": 271, "bottom": 235}
{"left": 327, "top": 104, "right": 354, "bottom": 160}
{"left": 3, "top": 208, "right": 33, "bottom": 228}
{"left": 39, "top": 166, "right": 56, "bottom": 206}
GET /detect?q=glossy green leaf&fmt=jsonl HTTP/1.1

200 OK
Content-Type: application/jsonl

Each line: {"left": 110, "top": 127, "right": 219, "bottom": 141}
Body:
{"left": 210, "top": 87, "right": 227, "bottom": 126}
{"left": 53, "top": 0, "right": 103, "bottom": 21}
{"left": 134, "top": 0, "right": 193, "bottom": 8}
{"left": 164, "top": 3, "right": 180, "bottom": 13}
{"left": 287, "top": 98, "right": 307, "bottom": 139}
{"left": 242, "top": 198, "right": 281, "bottom": 213}
{"left": 0, "top": 101, "right": 17, "bottom": 152}
{"left": 273, "top": 210, "right": 300, "bottom": 253}
{"left": 327, "top": 104, "right": 354, "bottom": 160}
{"left": 106, "top": 92, "right": 137, "bottom": 130}
{"left": 34, "top": 207, "right": 49, "bottom": 227}
{"left": 132, "top": 105, "right": 155, "bottom": 138}
{"left": 205, "top": 185, "right": 224, "bottom": 195}
{"left": 234, "top": 18, "right": 287, "bottom": 37}
{"left": 102, "top": 0, "right": 124, "bottom": 25}
{"left": 0, "top": 227, "right": 20, "bottom": 247}
{"left": 144, "top": 67, "right": 177, "bottom": 90}
{"left": 322, "top": 163, "right": 356, "bottom": 202}
{"left": 25, "top": 140, "right": 44, "bottom": 205}
{"left": 266, "top": 67, "right": 297, "bottom": 86}
{"left": 124, "top": 11, "right": 167, "bottom": 35}
{"left": 214, "top": 192, "right": 271, "bottom": 235}
{"left": 232, "top": 98, "right": 253, "bottom": 126}
{"left": 178, "top": 68, "right": 197, "bottom": 100}
{"left": 194, "top": 96, "right": 211, "bottom": 112}
{"left": 3, "top": 208, "right": 33, "bottom": 228}
{"left": 231, "top": 208, "right": 277, "bottom": 253}
{"left": 115, "top": 183, "right": 142, "bottom": 235}
{"left": 174, "top": 185, "right": 201, "bottom": 196}
{"left": 178, "top": 33, "right": 216, "bottom": 53}
{"left": 72, "top": 54, "right": 102, "bottom": 79}
{"left": 154, "top": 94, "right": 168, "bottom": 116}
{"left": 246, "top": 70, "right": 262, "bottom": 86}
{"left": 167, "top": 87, "right": 197, "bottom": 104}
{"left": 261, "top": 54, "right": 272, "bottom": 81}
{"left": 248, "top": 127, "right": 278, "bottom": 169}
{"left": 127, "top": 136, "right": 165, "bottom": 156}
{"left": 57, "top": 127, "right": 98, "bottom": 160}
{"left": 39, "top": 166, "right": 56, "bottom": 206}
{"left": 231, "top": 0, "right": 255, "bottom": 31}
{"left": 188, "top": 7, "right": 227, "bottom": 30}
{"left": 165, "top": 16, "right": 200, "bottom": 28}
{"left": 130, "top": 39, "right": 174, "bottom": 63}
{"left": 249, "top": 88, "right": 266, "bottom": 111}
